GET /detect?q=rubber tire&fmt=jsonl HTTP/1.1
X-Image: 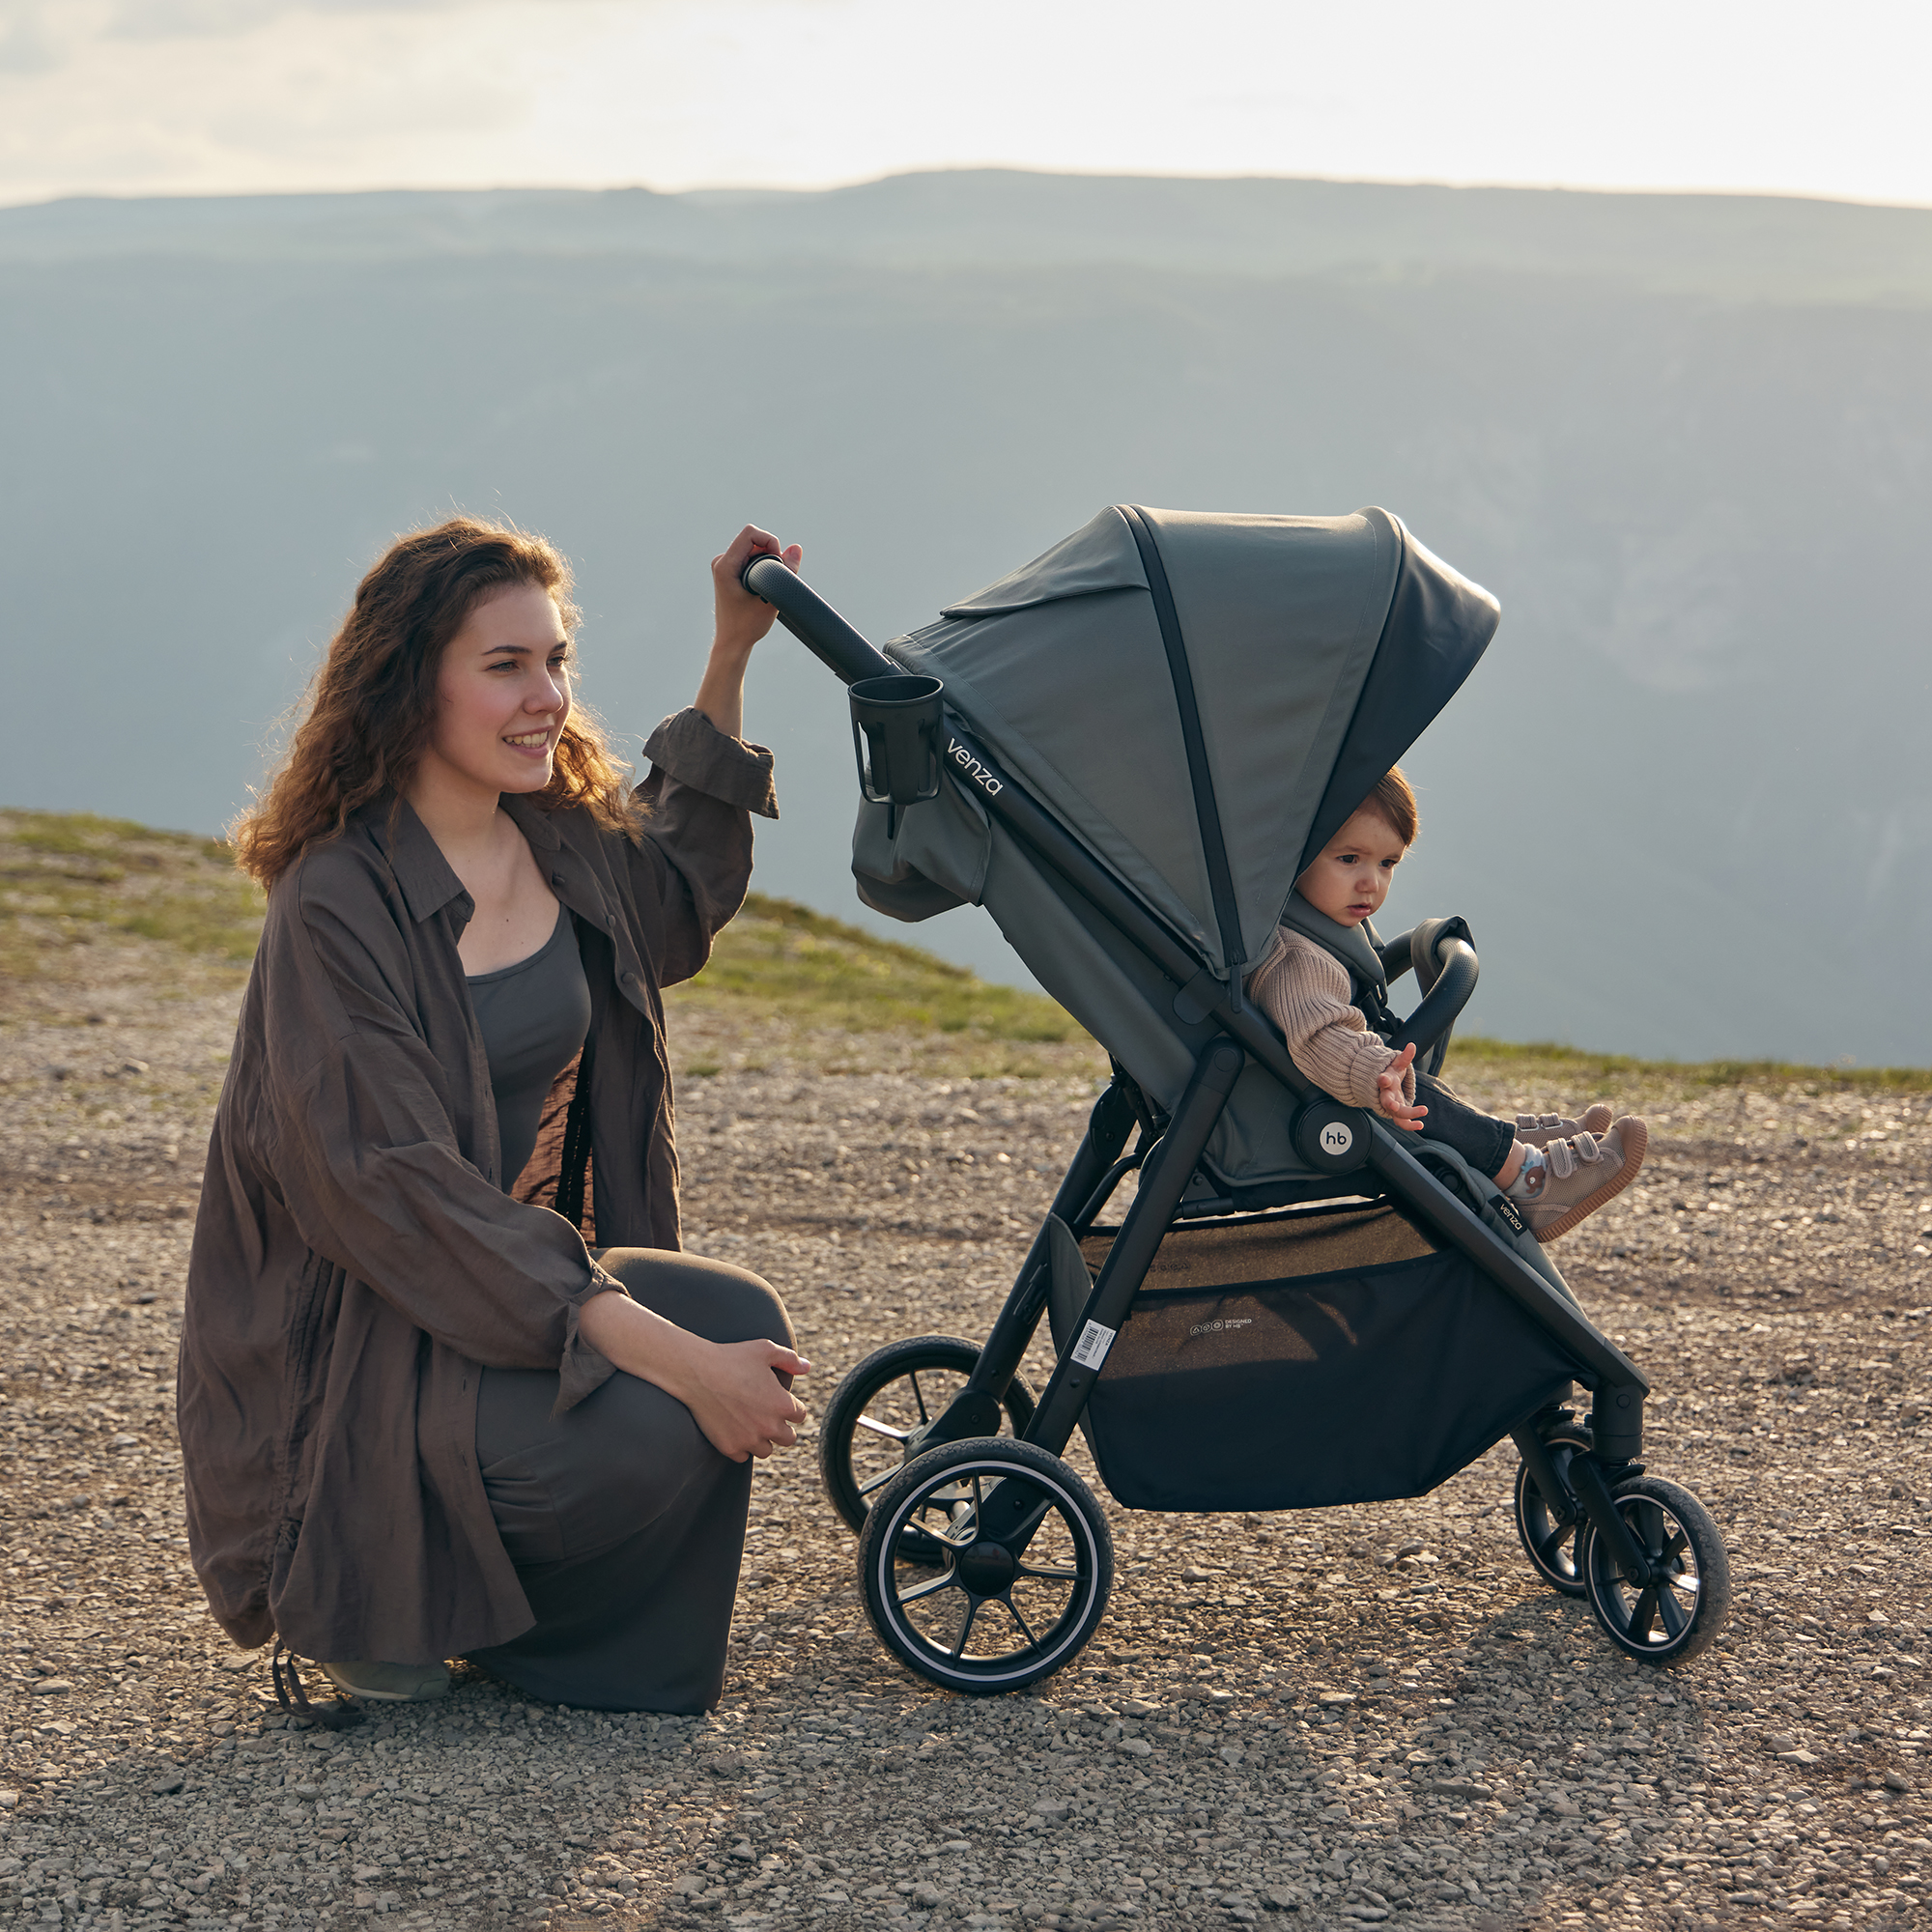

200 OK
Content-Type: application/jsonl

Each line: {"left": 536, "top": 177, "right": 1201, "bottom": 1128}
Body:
{"left": 858, "top": 1436, "right": 1113, "bottom": 1695}
{"left": 1580, "top": 1475, "right": 1732, "bottom": 1665}
{"left": 819, "top": 1335, "right": 1037, "bottom": 1537}
{"left": 1514, "top": 1426, "right": 1594, "bottom": 1598}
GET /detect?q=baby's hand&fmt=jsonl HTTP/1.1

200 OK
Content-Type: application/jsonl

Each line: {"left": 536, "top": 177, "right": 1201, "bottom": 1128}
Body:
{"left": 1378, "top": 1042, "right": 1428, "bottom": 1132}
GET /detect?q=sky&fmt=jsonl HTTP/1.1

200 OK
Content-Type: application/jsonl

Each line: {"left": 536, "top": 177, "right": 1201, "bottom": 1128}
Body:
{"left": 1, "top": 0, "right": 1929, "bottom": 210}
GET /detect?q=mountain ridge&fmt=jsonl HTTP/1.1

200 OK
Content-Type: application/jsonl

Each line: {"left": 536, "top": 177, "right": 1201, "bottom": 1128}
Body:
{"left": 1, "top": 170, "right": 1926, "bottom": 1063}
{"left": 6, "top": 168, "right": 1932, "bottom": 302}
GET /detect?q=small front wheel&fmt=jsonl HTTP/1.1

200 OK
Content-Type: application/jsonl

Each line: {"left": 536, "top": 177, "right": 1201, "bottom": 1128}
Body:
{"left": 1514, "top": 1425, "right": 1594, "bottom": 1597}
{"left": 1580, "top": 1476, "right": 1732, "bottom": 1665}
{"left": 819, "top": 1336, "right": 1037, "bottom": 1536}
{"left": 858, "top": 1436, "right": 1113, "bottom": 1694}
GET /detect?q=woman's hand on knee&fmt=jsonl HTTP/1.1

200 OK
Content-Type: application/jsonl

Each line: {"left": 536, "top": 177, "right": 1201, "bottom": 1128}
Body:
{"left": 578, "top": 1290, "right": 810, "bottom": 1462}
{"left": 683, "top": 1337, "right": 813, "bottom": 1463}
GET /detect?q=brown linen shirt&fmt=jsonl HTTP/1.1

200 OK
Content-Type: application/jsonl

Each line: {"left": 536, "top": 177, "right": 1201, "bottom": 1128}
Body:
{"left": 178, "top": 707, "right": 776, "bottom": 1663}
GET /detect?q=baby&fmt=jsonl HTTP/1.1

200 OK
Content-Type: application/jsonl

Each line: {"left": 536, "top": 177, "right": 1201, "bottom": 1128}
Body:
{"left": 1248, "top": 767, "right": 1645, "bottom": 1242}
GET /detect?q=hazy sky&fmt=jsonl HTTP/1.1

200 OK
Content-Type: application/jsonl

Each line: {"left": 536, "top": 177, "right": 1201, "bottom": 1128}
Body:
{"left": 1, "top": 0, "right": 1927, "bottom": 210}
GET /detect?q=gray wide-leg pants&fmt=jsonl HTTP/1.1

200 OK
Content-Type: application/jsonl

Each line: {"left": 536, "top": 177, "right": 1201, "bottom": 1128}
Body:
{"left": 464, "top": 1248, "right": 792, "bottom": 1714}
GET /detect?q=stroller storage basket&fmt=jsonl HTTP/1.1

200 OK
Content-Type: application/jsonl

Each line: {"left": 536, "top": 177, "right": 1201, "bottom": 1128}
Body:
{"left": 1054, "top": 1206, "right": 1578, "bottom": 1514}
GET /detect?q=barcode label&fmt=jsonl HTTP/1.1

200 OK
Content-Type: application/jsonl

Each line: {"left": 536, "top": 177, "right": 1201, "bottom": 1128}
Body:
{"left": 1071, "top": 1320, "right": 1116, "bottom": 1369}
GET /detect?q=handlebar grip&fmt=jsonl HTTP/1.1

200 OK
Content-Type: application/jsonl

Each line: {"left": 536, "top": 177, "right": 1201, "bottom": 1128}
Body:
{"left": 741, "top": 554, "right": 895, "bottom": 687}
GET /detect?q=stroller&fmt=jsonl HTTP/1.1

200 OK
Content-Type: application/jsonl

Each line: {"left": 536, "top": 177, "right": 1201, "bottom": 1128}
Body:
{"left": 742, "top": 506, "right": 1730, "bottom": 1694}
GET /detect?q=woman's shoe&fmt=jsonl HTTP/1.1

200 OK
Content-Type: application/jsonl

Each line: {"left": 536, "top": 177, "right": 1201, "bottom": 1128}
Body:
{"left": 1515, "top": 1104, "right": 1614, "bottom": 1148}
{"left": 319, "top": 1660, "right": 452, "bottom": 1702}
{"left": 1522, "top": 1117, "right": 1647, "bottom": 1243}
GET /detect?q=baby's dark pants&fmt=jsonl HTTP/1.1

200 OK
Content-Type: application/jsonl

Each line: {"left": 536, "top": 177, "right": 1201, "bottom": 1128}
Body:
{"left": 1412, "top": 1070, "right": 1517, "bottom": 1179}
{"left": 464, "top": 1248, "right": 792, "bottom": 1715}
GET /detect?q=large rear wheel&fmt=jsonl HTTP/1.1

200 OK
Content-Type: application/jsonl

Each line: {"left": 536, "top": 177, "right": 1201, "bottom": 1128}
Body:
{"left": 857, "top": 1436, "right": 1112, "bottom": 1695}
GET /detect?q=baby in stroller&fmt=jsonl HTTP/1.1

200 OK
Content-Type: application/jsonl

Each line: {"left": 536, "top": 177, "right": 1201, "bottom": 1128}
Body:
{"left": 1248, "top": 764, "right": 1646, "bottom": 1241}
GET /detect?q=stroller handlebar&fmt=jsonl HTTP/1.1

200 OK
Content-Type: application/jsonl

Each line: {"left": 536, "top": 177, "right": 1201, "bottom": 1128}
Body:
{"left": 742, "top": 554, "right": 896, "bottom": 687}
{"left": 1387, "top": 934, "right": 1479, "bottom": 1064}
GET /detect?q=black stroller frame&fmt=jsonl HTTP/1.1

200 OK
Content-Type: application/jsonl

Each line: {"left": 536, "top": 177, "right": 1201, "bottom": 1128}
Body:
{"left": 742, "top": 531, "right": 1730, "bottom": 1694}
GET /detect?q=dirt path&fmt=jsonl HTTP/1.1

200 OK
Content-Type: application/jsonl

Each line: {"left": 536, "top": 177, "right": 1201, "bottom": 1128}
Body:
{"left": 2, "top": 951, "right": 1928, "bottom": 1932}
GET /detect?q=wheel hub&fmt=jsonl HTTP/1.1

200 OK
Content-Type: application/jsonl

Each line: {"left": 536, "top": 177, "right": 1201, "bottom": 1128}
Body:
{"left": 954, "top": 1538, "right": 1018, "bottom": 1595}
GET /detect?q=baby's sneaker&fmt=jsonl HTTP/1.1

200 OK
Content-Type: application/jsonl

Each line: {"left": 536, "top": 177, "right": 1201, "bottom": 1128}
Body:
{"left": 1522, "top": 1117, "right": 1647, "bottom": 1244}
{"left": 1515, "top": 1104, "right": 1613, "bottom": 1149}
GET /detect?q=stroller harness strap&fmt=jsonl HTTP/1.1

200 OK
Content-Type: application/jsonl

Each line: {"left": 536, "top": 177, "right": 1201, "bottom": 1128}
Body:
{"left": 1121, "top": 505, "right": 1246, "bottom": 983}
{"left": 1275, "top": 889, "right": 1400, "bottom": 1037}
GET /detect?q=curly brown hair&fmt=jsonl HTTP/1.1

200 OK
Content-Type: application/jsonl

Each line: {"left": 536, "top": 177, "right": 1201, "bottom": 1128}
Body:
{"left": 233, "top": 518, "right": 637, "bottom": 886}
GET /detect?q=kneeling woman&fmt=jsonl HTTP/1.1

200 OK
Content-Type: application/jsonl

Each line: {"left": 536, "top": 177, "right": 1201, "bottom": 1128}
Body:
{"left": 181, "top": 519, "right": 810, "bottom": 1713}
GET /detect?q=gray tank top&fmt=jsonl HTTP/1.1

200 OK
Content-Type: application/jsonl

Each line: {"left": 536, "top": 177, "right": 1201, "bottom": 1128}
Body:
{"left": 467, "top": 903, "right": 592, "bottom": 1191}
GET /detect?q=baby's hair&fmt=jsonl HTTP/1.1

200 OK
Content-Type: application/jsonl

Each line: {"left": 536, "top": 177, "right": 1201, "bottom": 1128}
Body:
{"left": 1362, "top": 767, "right": 1420, "bottom": 846}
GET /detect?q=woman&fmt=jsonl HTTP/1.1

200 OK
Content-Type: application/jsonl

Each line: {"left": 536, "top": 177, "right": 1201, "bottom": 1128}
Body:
{"left": 180, "top": 518, "right": 810, "bottom": 1714}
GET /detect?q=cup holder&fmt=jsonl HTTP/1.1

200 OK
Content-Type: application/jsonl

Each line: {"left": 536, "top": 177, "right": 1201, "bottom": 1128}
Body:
{"left": 850, "top": 673, "right": 945, "bottom": 810}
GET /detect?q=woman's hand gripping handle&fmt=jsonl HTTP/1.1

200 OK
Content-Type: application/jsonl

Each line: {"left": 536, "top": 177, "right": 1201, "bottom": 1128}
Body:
{"left": 696, "top": 525, "right": 803, "bottom": 740}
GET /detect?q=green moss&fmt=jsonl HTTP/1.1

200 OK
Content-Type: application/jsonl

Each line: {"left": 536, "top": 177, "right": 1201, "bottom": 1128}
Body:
{"left": 1452, "top": 1035, "right": 1932, "bottom": 1095}
{"left": 7, "top": 807, "right": 1921, "bottom": 1092}
{"left": 0, "top": 807, "right": 265, "bottom": 984}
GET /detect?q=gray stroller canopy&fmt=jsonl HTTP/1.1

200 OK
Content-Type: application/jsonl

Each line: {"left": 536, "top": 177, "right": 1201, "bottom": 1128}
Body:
{"left": 888, "top": 506, "right": 1500, "bottom": 977}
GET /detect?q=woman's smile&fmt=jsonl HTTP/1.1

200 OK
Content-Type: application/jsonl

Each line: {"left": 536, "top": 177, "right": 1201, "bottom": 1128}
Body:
{"left": 413, "top": 582, "right": 576, "bottom": 805}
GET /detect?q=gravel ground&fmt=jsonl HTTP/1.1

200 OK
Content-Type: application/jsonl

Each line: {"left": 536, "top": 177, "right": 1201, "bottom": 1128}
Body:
{"left": 2, "top": 944, "right": 1929, "bottom": 1932}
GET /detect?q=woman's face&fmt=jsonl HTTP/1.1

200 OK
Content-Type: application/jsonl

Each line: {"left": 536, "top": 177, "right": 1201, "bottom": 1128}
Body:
{"left": 419, "top": 582, "right": 573, "bottom": 803}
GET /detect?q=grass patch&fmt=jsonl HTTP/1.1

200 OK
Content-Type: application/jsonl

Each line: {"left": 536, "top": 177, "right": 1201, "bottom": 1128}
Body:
{"left": 1452, "top": 1035, "right": 1932, "bottom": 1096}
{"left": 7, "top": 806, "right": 1920, "bottom": 1094}
{"left": 668, "top": 893, "right": 1089, "bottom": 1044}
{"left": 0, "top": 809, "right": 1089, "bottom": 1054}
{"left": 0, "top": 808, "right": 265, "bottom": 987}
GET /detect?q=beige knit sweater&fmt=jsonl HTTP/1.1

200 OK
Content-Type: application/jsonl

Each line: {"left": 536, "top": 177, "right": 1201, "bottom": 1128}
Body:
{"left": 1246, "top": 924, "right": 1417, "bottom": 1115}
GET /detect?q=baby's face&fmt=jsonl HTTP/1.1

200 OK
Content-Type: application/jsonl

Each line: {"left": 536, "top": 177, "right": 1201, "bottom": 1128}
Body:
{"left": 1296, "top": 808, "right": 1406, "bottom": 927}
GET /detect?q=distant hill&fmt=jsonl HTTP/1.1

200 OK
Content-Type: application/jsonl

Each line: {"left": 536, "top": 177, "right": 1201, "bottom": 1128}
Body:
{"left": 2, "top": 171, "right": 1928, "bottom": 1064}
{"left": 9, "top": 171, "right": 1932, "bottom": 302}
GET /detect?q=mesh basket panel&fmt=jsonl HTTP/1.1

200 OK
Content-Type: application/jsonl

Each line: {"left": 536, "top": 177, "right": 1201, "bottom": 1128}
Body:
{"left": 1069, "top": 1210, "right": 1578, "bottom": 1512}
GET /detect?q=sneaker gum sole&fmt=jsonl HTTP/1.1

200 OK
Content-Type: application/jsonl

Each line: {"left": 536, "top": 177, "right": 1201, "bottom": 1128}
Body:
{"left": 1533, "top": 1117, "right": 1648, "bottom": 1245}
